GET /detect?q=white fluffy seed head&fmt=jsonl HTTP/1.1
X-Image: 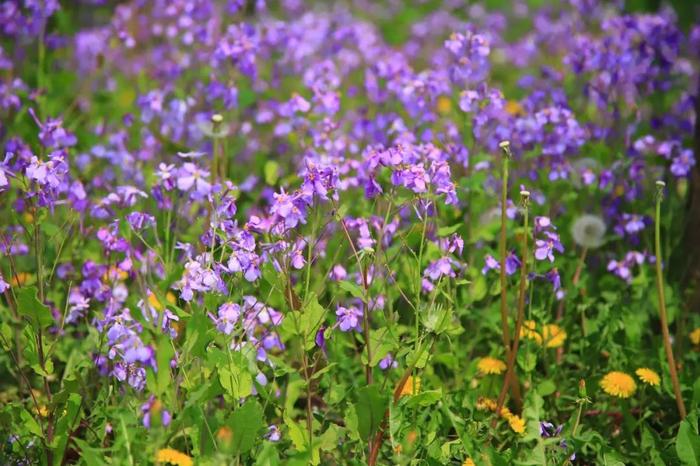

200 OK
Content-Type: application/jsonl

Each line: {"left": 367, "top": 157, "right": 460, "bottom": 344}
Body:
{"left": 571, "top": 214, "right": 606, "bottom": 249}
{"left": 499, "top": 140, "right": 510, "bottom": 150}
{"left": 211, "top": 113, "right": 224, "bottom": 124}
{"left": 655, "top": 180, "right": 666, "bottom": 188}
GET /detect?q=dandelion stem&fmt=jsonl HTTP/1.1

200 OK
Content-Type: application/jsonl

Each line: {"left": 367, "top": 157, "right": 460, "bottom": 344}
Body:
{"left": 653, "top": 181, "right": 686, "bottom": 420}
{"left": 498, "top": 141, "right": 512, "bottom": 353}
{"left": 493, "top": 190, "right": 529, "bottom": 426}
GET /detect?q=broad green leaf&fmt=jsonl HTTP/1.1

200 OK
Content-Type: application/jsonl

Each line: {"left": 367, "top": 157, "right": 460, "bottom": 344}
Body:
{"left": 676, "top": 418, "right": 700, "bottom": 466}
{"left": 219, "top": 365, "right": 253, "bottom": 400}
{"left": 16, "top": 286, "right": 53, "bottom": 329}
{"left": 337, "top": 280, "right": 364, "bottom": 300}
{"left": 300, "top": 294, "right": 326, "bottom": 350}
{"left": 229, "top": 400, "right": 264, "bottom": 454}
{"left": 354, "top": 385, "right": 388, "bottom": 441}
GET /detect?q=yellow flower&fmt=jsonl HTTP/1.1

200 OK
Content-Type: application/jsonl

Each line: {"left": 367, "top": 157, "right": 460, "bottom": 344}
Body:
{"left": 436, "top": 96, "right": 452, "bottom": 115}
{"left": 690, "top": 327, "right": 700, "bottom": 346}
{"left": 477, "top": 357, "right": 506, "bottom": 375}
{"left": 600, "top": 371, "right": 636, "bottom": 398}
{"left": 11, "top": 272, "right": 33, "bottom": 287}
{"left": 166, "top": 292, "right": 177, "bottom": 304}
{"left": 542, "top": 324, "right": 567, "bottom": 348}
{"left": 216, "top": 426, "right": 232, "bottom": 444}
{"left": 635, "top": 368, "right": 660, "bottom": 387}
{"left": 506, "top": 414, "right": 526, "bottom": 434}
{"left": 520, "top": 320, "right": 543, "bottom": 344}
{"left": 148, "top": 292, "right": 164, "bottom": 311}
{"left": 102, "top": 266, "right": 128, "bottom": 283}
{"left": 463, "top": 458, "right": 476, "bottom": 466}
{"left": 505, "top": 100, "right": 524, "bottom": 116}
{"left": 155, "top": 448, "right": 193, "bottom": 466}
{"left": 399, "top": 376, "right": 421, "bottom": 397}
{"left": 476, "top": 397, "right": 497, "bottom": 411}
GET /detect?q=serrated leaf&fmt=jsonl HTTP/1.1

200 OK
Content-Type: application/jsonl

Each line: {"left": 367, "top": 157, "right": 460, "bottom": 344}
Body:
{"left": 16, "top": 286, "right": 53, "bottom": 329}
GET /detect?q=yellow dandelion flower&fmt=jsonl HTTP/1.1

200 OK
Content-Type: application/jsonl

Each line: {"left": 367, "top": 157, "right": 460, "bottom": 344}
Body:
{"left": 399, "top": 376, "right": 421, "bottom": 397}
{"left": 475, "top": 397, "right": 497, "bottom": 411}
{"left": 102, "top": 266, "right": 128, "bottom": 283}
{"left": 155, "top": 448, "right": 193, "bottom": 466}
{"left": 463, "top": 458, "right": 476, "bottom": 466}
{"left": 520, "top": 320, "right": 543, "bottom": 344}
{"left": 635, "top": 368, "right": 660, "bottom": 387}
{"left": 690, "top": 327, "right": 700, "bottom": 346}
{"left": 148, "top": 292, "right": 164, "bottom": 311}
{"left": 436, "top": 96, "right": 452, "bottom": 115}
{"left": 22, "top": 212, "right": 34, "bottom": 224}
{"left": 600, "top": 371, "right": 636, "bottom": 398}
{"left": 11, "top": 272, "right": 33, "bottom": 287}
{"left": 505, "top": 100, "right": 524, "bottom": 116}
{"left": 166, "top": 292, "right": 177, "bottom": 304}
{"left": 506, "top": 414, "right": 526, "bottom": 434}
{"left": 477, "top": 357, "right": 506, "bottom": 375}
{"left": 216, "top": 426, "right": 232, "bottom": 444}
{"left": 542, "top": 324, "right": 567, "bottom": 348}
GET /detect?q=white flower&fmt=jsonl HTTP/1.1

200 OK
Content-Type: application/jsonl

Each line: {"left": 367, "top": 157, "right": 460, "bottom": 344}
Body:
{"left": 571, "top": 214, "right": 606, "bottom": 249}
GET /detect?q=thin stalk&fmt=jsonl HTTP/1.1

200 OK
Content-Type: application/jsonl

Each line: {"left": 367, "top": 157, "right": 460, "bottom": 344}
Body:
{"left": 493, "top": 190, "right": 530, "bottom": 426}
{"left": 334, "top": 201, "right": 372, "bottom": 384}
{"left": 556, "top": 246, "right": 588, "bottom": 362}
{"left": 653, "top": 181, "right": 686, "bottom": 419}
{"left": 498, "top": 141, "right": 512, "bottom": 352}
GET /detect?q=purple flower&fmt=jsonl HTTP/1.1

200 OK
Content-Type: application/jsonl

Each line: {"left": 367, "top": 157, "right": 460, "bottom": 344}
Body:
{"left": 266, "top": 425, "right": 281, "bottom": 442}
{"left": 670, "top": 149, "right": 695, "bottom": 177}
{"left": 379, "top": 353, "right": 398, "bottom": 370}
{"left": 534, "top": 232, "right": 564, "bottom": 262}
{"left": 126, "top": 212, "right": 156, "bottom": 230}
{"left": 141, "top": 396, "right": 171, "bottom": 429}
{"left": 0, "top": 274, "right": 9, "bottom": 293}
{"left": 177, "top": 163, "right": 211, "bottom": 198}
{"left": 212, "top": 302, "right": 242, "bottom": 335}
{"left": 482, "top": 255, "right": 500, "bottom": 275}
{"left": 336, "top": 305, "right": 362, "bottom": 332}
{"left": 270, "top": 189, "right": 306, "bottom": 229}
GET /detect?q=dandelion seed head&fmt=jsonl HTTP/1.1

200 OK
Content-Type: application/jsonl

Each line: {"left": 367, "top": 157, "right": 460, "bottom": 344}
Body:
{"left": 571, "top": 214, "right": 606, "bottom": 249}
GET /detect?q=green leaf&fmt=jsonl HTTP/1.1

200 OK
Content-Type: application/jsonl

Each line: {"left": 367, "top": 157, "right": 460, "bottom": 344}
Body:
{"left": 284, "top": 413, "right": 308, "bottom": 451}
{"left": 264, "top": 160, "right": 280, "bottom": 185}
{"left": 676, "top": 418, "right": 700, "bottom": 466}
{"left": 437, "top": 224, "right": 462, "bottom": 237}
{"left": 404, "top": 389, "right": 443, "bottom": 408}
{"left": 354, "top": 385, "right": 388, "bottom": 441}
{"left": 337, "top": 281, "right": 365, "bottom": 300}
{"left": 300, "top": 294, "right": 326, "bottom": 350}
{"left": 219, "top": 365, "right": 253, "bottom": 400}
{"left": 51, "top": 393, "right": 82, "bottom": 464}
{"left": 229, "top": 399, "right": 264, "bottom": 454}
{"left": 156, "top": 335, "right": 175, "bottom": 395}
{"left": 537, "top": 379, "right": 557, "bottom": 397}
{"left": 16, "top": 286, "right": 53, "bottom": 329}
{"left": 185, "top": 311, "right": 213, "bottom": 358}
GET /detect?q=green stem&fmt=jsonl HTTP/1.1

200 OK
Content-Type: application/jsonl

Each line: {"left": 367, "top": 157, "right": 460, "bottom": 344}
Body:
{"left": 493, "top": 190, "right": 529, "bottom": 425}
{"left": 498, "top": 142, "right": 512, "bottom": 353}
{"left": 653, "top": 181, "right": 686, "bottom": 419}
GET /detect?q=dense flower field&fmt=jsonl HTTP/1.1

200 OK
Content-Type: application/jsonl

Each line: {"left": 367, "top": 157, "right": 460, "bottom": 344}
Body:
{"left": 1, "top": 0, "right": 700, "bottom": 464}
